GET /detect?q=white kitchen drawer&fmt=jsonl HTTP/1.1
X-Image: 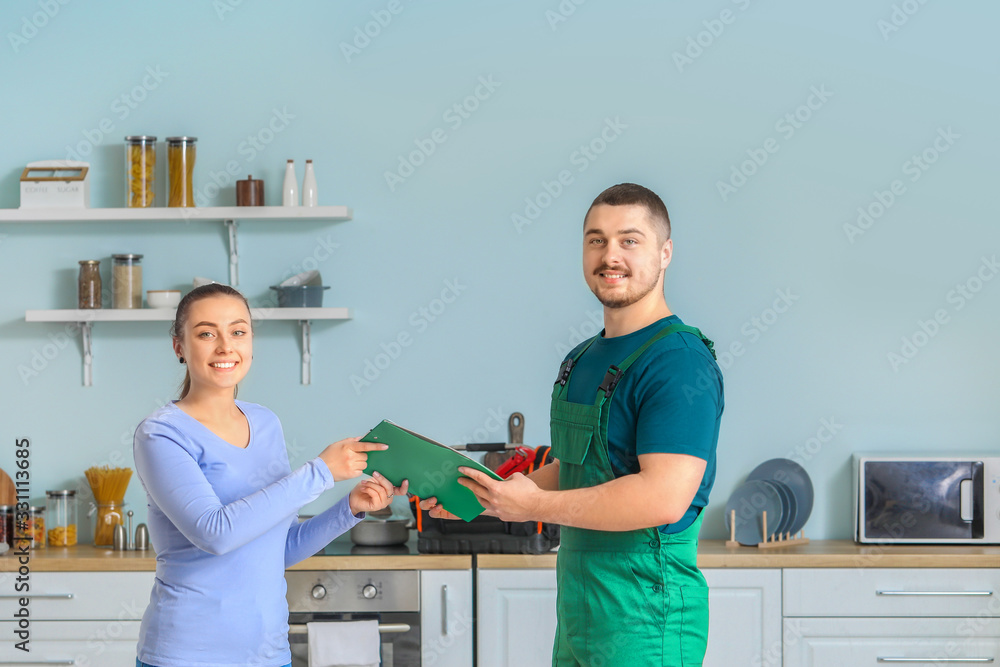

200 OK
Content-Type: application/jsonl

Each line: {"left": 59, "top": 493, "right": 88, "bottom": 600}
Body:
{"left": 0, "top": 620, "right": 141, "bottom": 666}
{"left": 0, "top": 572, "right": 154, "bottom": 621}
{"left": 783, "top": 617, "right": 1000, "bottom": 667}
{"left": 784, "top": 568, "right": 1000, "bottom": 618}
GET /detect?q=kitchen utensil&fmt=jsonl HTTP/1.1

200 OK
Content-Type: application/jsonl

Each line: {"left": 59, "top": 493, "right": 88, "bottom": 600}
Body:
{"left": 768, "top": 478, "right": 797, "bottom": 536}
{"left": 147, "top": 290, "right": 181, "bottom": 308}
{"left": 485, "top": 412, "right": 524, "bottom": 471}
{"left": 746, "top": 458, "right": 813, "bottom": 535}
{"left": 135, "top": 523, "right": 150, "bottom": 550}
{"left": 236, "top": 174, "right": 264, "bottom": 206}
{"left": 279, "top": 270, "right": 322, "bottom": 287}
{"left": 270, "top": 284, "right": 329, "bottom": 307}
{"left": 725, "top": 480, "right": 785, "bottom": 546}
{"left": 113, "top": 523, "right": 126, "bottom": 551}
{"left": 350, "top": 518, "right": 411, "bottom": 547}
{"left": 0, "top": 468, "right": 15, "bottom": 505}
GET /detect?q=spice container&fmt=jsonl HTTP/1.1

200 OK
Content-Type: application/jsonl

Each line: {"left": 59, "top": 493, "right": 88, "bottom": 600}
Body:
{"left": 125, "top": 136, "right": 156, "bottom": 207}
{"left": 46, "top": 490, "right": 78, "bottom": 546}
{"left": 78, "top": 260, "right": 102, "bottom": 309}
{"left": 0, "top": 505, "right": 13, "bottom": 549}
{"left": 167, "top": 136, "right": 197, "bottom": 207}
{"left": 111, "top": 254, "right": 143, "bottom": 309}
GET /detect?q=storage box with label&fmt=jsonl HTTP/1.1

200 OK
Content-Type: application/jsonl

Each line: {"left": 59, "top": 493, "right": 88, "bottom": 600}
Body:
{"left": 20, "top": 160, "right": 90, "bottom": 208}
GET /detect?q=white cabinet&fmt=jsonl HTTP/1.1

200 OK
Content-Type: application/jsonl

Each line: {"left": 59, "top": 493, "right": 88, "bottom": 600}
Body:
{"left": 703, "top": 569, "right": 782, "bottom": 667}
{"left": 0, "top": 571, "right": 153, "bottom": 666}
{"left": 421, "top": 569, "right": 474, "bottom": 667}
{"left": 476, "top": 568, "right": 557, "bottom": 667}
{"left": 783, "top": 568, "right": 1000, "bottom": 666}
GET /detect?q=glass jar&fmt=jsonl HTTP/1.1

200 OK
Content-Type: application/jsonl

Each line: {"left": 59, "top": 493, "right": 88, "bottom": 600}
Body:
{"left": 45, "top": 490, "right": 78, "bottom": 547}
{"left": 29, "top": 506, "right": 45, "bottom": 549}
{"left": 166, "top": 136, "right": 197, "bottom": 207}
{"left": 78, "top": 260, "right": 102, "bottom": 309}
{"left": 125, "top": 135, "right": 156, "bottom": 207}
{"left": 94, "top": 500, "right": 126, "bottom": 547}
{"left": 0, "top": 505, "right": 13, "bottom": 549}
{"left": 111, "top": 253, "right": 143, "bottom": 309}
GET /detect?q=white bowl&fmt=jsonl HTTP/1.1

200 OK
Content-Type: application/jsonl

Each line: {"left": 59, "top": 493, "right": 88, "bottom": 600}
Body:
{"left": 279, "top": 270, "right": 322, "bottom": 287}
{"left": 147, "top": 290, "right": 181, "bottom": 309}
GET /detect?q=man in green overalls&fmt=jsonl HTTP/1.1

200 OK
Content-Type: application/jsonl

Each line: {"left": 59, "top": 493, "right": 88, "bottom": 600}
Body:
{"left": 423, "top": 183, "right": 723, "bottom": 666}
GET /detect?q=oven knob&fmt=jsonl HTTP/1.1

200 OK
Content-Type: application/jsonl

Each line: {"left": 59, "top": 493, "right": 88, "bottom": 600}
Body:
{"left": 311, "top": 585, "right": 327, "bottom": 600}
{"left": 362, "top": 584, "right": 378, "bottom": 599}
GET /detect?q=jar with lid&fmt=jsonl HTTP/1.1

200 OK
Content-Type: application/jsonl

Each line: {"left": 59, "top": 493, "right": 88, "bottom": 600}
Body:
{"left": 28, "top": 506, "right": 45, "bottom": 549}
{"left": 94, "top": 500, "right": 126, "bottom": 547}
{"left": 166, "top": 136, "right": 197, "bottom": 207}
{"left": 125, "top": 135, "right": 156, "bottom": 207}
{"left": 111, "top": 254, "right": 143, "bottom": 309}
{"left": 0, "top": 505, "right": 13, "bottom": 549}
{"left": 45, "top": 490, "right": 78, "bottom": 546}
{"left": 78, "top": 260, "right": 102, "bottom": 309}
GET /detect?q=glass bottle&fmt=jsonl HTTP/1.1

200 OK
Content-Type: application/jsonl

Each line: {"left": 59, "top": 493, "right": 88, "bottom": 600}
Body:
{"left": 78, "top": 260, "right": 102, "bottom": 309}
{"left": 166, "top": 136, "right": 197, "bottom": 207}
{"left": 45, "top": 490, "right": 78, "bottom": 547}
{"left": 125, "top": 135, "right": 156, "bottom": 207}
{"left": 111, "top": 254, "right": 143, "bottom": 309}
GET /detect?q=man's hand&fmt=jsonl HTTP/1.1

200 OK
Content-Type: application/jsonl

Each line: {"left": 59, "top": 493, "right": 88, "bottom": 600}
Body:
{"left": 457, "top": 467, "right": 544, "bottom": 523}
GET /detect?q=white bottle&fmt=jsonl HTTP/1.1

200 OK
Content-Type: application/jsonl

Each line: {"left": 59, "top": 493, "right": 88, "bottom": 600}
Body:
{"left": 302, "top": 159, "right": 318, "bottom": 207}
{"left": 282, "top": 159, "right": 298, "bottom": 206}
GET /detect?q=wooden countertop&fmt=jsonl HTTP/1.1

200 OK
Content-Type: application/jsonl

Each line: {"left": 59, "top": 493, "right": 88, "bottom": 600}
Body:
{"left": 0, "top": 545, "right": 471, "bottom": 572}
{"left": 5, "top": 540, "right": 998, "bottom": 572}
{"left": 476, "top": 540, "right": 1000, "bottom": 569}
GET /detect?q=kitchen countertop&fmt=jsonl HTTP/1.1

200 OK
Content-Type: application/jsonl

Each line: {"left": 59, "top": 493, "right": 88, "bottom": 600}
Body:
{"left": 5, "top": 540, "right": 998, "bottom": 572}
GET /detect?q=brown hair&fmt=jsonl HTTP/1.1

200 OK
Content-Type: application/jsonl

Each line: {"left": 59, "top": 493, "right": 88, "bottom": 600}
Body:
{"left": 170, "top": 283, "right": 252, "bottom": 400}
{"left": 585, "top": 183, "right": 671, "bottom": 242}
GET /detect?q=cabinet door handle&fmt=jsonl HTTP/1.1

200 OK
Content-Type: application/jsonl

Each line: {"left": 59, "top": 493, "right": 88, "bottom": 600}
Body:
{"left": 0, "top": 660, "right": 75, "bottom": 665}
{"left": 877, "top": 658, "right": 993, "bottom": 663}
{"left": 876, "top": 590, "right": 993, "bottom": 597}
{"left": 0, "top": 594, "right": 74, "bottom": 599}
{"left": 441, "top": 584, "right": 449, "bottom": 636}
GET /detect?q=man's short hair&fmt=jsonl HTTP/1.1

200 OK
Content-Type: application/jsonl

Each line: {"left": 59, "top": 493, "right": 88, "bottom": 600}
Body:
{"left": 585, "top": 183, "right": 671, "bottom": 242}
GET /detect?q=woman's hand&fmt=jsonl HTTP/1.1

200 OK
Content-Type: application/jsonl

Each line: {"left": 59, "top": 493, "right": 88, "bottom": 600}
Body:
{"left": 349, "top": 471, "right": 409, "bottom": 515}
{"left": 319, "top": 438, "right": 388, "bottom": 482}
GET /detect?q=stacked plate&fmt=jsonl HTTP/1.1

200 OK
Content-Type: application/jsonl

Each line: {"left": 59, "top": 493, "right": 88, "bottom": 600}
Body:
{"left": 724, "top": 458, "right": 814, "bottom": 546}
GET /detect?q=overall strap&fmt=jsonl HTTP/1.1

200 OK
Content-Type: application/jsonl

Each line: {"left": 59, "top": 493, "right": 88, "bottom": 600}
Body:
{"left": 596, "top": 324, "right": 716, "bottom": 400}
{"left": 552, "top": 335, "right": 600, "bottom": 398}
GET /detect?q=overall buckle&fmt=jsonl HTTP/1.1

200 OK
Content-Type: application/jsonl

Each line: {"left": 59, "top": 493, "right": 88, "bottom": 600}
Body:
{"left": 557, "top": 358, "right": 575, "bottom": 386}
{"left": 598, "top": 365, "right": 624, "bottom": 395}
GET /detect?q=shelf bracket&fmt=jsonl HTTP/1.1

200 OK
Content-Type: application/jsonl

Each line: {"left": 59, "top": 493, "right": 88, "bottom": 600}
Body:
{"left": 81, "top": 321, "right": 93, "bottom": 387}
{"left": 299, "top": 320, "right": 312, "bottom": 385}
{"left": 224, "top": 219, "right": 239, "bottom": 286}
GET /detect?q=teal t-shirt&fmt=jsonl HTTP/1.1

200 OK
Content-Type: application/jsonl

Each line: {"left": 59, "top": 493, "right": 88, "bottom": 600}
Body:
{"left": 564, "top": 315, "right": 723, "bottom": 534}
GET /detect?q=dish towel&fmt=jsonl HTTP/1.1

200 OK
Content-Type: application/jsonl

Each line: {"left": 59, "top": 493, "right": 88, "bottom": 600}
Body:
{"left": 306, "top": 620, "right": 381, "bottom": 667}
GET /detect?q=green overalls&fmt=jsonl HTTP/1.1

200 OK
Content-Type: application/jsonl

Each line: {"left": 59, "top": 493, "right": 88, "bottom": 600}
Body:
{"left": 549, "top": 324, "right": 714, "bottom": 667}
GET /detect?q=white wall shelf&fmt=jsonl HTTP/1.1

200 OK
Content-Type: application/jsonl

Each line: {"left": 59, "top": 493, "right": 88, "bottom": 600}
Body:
{"left": 0, "top": 206, "right": 353, "bottom": 286}
{"left": 25, "top": 307, "right": 351, "bottom": 387}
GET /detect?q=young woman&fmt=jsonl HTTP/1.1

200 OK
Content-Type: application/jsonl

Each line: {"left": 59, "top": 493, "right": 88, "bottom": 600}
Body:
{"left": 133, "top": 283, "right": 405, "bottom": 667}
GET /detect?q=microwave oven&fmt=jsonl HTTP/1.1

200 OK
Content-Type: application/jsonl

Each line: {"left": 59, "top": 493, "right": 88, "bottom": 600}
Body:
{"left": 853, "top": 453, "right": 1000, "bottom": 544}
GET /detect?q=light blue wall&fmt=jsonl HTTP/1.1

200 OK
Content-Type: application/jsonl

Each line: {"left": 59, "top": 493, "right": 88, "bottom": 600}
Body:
{"left": 1, "top": 1, "right": 997, "bottom": 541}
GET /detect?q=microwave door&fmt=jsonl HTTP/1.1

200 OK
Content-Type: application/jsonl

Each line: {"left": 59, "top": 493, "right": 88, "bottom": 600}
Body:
{"left": 863, "top": 461, "right": 984, "bottom": 540}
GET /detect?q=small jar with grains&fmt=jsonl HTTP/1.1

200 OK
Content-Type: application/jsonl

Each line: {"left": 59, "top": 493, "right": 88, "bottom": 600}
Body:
{"left": 78, "top": 260, "right": 102, "bottom": 309}
{"left": 111, "top": 254, "right": 143, "bottom": 309}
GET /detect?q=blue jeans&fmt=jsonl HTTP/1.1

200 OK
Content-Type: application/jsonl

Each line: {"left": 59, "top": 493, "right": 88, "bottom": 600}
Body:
{"left": 137, "top": 661, "right": 290, "bottom": 667}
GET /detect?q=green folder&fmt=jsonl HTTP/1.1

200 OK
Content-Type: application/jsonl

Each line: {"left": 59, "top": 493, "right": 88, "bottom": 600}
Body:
{"left": 361, "top": 420, "right": 503, "bottom": 522}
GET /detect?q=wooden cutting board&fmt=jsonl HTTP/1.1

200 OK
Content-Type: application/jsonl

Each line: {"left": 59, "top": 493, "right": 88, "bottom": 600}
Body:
{"left": 0, "top": 468, "right": 15, "bottom": 505}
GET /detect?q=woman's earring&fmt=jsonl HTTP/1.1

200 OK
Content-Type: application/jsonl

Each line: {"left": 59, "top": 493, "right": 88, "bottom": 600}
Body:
{"left": 178, "top": 357, "right": 185, "bottom": 364}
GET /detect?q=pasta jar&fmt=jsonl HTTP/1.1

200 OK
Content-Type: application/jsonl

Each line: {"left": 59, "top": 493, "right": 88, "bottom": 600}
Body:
{"left": 13, "top": 505, "right": 45, "bottom": 549}
{"left": 166, "top": 136, "right": 197, "bottom": 207}
{"left": 125, "top": 135, "right": 156, "bottom": 207}
{"left": 111, "top": 254, "right": 143, "bottom": 309}
{"left": 94, "top": 500, "right": 126, "bottom": 547}
{"left": 78, "top": 260, "right": 102, "bottom": 309}
{"left": 46, "top": 490, "right": 78, "bottom": 547}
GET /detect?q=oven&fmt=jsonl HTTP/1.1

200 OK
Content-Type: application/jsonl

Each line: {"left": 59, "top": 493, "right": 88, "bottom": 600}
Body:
{"left": 286, "top": 570, "right": 421, "bottom": 667}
